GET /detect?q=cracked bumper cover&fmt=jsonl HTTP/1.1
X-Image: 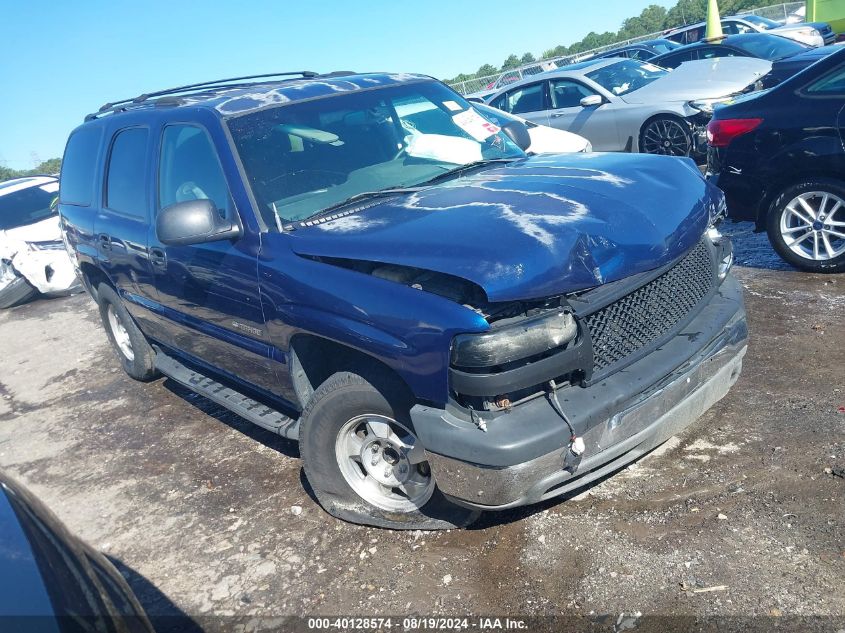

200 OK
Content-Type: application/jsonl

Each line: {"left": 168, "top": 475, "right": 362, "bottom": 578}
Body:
{"left": 411, "top": 275, "right": 748, "bottom": 510}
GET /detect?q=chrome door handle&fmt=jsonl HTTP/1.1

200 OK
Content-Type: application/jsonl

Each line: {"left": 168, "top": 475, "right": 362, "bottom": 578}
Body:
{"left": 149, "top": 248, "right": 167, "bottom": 268}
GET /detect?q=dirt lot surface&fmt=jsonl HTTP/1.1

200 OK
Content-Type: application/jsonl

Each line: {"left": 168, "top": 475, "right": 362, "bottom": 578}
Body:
{"left": 1, "top": 224, "right": 844, "bottom": 632}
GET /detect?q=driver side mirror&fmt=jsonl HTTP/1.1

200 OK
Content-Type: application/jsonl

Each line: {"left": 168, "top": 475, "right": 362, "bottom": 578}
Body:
{"left": 580, "top": 95, "right": 603, "bottom": 107}
{"left": 156, "top": 199, "right": 240, "bottom": 246}
{"left": 499, "top": 120, "right": 532, "bottom": 152}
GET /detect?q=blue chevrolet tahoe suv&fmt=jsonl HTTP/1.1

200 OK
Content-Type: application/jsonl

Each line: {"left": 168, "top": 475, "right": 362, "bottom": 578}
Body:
{"left": 59, "top": 71, "right": 748, "bottom": 529}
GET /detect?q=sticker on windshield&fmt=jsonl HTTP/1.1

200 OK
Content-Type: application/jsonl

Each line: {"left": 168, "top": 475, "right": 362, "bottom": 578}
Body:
{"left": 452, "top": 109, "right": 500, "bottom": 142}
{"left": 443, "top": 100, "right": 463, "bottom": 112}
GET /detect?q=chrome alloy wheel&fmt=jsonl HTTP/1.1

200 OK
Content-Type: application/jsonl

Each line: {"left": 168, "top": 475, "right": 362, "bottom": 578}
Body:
{"left": 107, "top": 304, "right": 134, "bottom": 361}
{"left": 641, "top": 118, "right": 692, "bottom": 156}
{"left": 779, "top": 191, "right": 845, "bottom": 261}
{"left": 334, "top": 414, "right": 434, "bottom": 513}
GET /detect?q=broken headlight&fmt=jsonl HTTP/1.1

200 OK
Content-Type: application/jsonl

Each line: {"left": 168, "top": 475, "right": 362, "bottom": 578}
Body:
{"left": 451, "top": 310, "right": 577, "bottom": 368}
{"left": 689, "top": 98, "right": 732, "bottom": 115}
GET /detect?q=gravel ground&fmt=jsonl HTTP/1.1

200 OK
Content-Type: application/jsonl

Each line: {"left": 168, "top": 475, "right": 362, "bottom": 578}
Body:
{"left": 1, "top": 223, "right": 843, "bottom": 632}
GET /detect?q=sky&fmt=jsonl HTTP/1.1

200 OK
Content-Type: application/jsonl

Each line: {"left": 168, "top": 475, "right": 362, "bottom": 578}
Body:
{"left": 0, "top": 0, "right": 672, "bottom": 169}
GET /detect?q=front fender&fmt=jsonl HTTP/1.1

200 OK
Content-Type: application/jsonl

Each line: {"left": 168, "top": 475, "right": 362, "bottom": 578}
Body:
{"left": 258, "top": 235, "right": 489, "bottom": 406}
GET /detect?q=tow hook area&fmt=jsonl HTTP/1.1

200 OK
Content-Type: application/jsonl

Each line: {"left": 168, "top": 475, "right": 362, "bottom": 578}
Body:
{"left": 546, "top": 379, "right": 585, "bottom": 474}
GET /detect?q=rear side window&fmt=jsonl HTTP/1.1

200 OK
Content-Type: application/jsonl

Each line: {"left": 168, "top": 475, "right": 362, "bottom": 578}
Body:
{"left": 500, "top": 83, "right": 545, "bottom": 115}
{"left": 105, "top": 128, "right": 149, "bottom": 217}
{"left": 806, "top": 64, "right": 845, "bottom": 96}
{"left": 681, "top": 26, "right": 705, "bottom": 44}
{"left": 60, "top": 127, "right": 102, "bottom": 206}
{"left": 158, "top": 125, "right": 231, "bottom": 218}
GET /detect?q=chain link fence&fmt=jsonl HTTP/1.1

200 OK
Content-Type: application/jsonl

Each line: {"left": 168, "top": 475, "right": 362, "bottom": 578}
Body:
{"left": 740, "top": 1, "right": 803, "bottom": 20}
{"left": 448, "top": 2, "right": 806, "bottom": 96}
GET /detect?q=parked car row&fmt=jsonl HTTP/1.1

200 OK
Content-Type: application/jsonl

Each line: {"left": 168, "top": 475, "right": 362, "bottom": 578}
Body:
{"left": 483, "top": 56, "right": 771, "bottom": 156}
{"left": 664, "top": 13, "right": 836, "bottom": 47}
{"left": 593, "top": 38, "right": 682, "bottom": 62}
{"left": 650, "top": 33, "right": 839, "bottom": 85}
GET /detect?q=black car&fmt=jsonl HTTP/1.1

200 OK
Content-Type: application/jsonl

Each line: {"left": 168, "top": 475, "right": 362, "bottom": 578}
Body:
{"left": 0, "top": 472, "right": 154, "bottom": 631}
{"left": 765, "top": 44, "right": 845, "bottom": 87}
{"left": 653, "top": 34, "right": 841, "bottom": 88}
{"left": 595, "top": 39, "right": 682, "bottom": 61}
{"left": 707, "top": 46, "right": 845, "bottom": 273}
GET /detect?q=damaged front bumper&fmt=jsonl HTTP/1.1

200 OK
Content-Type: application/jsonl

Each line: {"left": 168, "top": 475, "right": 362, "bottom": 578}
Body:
{"left": 0, "top": 241, "right": 80, "bottom": 296}
{"left": 411, "top": 275, "right": 748, "bottom": 510}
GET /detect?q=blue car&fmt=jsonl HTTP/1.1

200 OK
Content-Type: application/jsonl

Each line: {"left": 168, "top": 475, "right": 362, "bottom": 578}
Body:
{"left": 0, "top": 472, "right": 154, "bottom": 630}
{"left": 595, "top": 38, "right": 683, "bottom": 61}
{"left": 59, "top": 71, "right": 747, "bottom": 529}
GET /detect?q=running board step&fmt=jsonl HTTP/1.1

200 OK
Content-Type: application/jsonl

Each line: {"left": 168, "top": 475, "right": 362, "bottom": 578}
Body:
{"left": 154, "top": 352, "right": 299, "bottom": 440}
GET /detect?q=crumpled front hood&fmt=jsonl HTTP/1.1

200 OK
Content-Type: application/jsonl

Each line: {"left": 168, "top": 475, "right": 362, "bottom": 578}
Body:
{"left": 289, "top": 153, "right": 719, "bottom": 302}
{"left": 623, "top": 57, "right": 772, "bottom": 104}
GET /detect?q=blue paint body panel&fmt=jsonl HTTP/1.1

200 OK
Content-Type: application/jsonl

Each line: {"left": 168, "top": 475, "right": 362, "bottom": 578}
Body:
{"left": 58, "top": 73, "right": 718, "bottom": 410}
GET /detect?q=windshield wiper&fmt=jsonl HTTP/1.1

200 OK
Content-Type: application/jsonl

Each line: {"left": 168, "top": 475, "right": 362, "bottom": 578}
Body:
{"left": 416, "top": 158, "right": 519, "bottom": 187}
{"left": 295, "top": 187, "right": 424, "bottom": 226}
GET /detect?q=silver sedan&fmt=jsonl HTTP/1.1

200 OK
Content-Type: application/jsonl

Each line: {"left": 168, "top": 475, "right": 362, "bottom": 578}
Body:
{"left": 484, "top": 57, "right": 771, "bottom": 157}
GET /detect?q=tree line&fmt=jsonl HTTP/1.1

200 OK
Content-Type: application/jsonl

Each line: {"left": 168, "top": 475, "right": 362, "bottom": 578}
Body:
{"left": 447, "top": 0, "right": 779, "bottom": 84}
{"left": 1, "top": 158, "right": 62, "bottom": 183}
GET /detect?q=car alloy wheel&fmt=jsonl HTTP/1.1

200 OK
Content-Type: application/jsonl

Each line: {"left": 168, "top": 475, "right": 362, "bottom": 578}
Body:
{"left": 107, "top": 304, "right": 135, "bottom": 361}
{"left": 334, "top": 413, "right": 434, "bottom": 513}
{"left": 779, "top": 191, "right": 845, "bottom": 262}
{"left": 641, "top": 118, "right": 691, "bottom": 156}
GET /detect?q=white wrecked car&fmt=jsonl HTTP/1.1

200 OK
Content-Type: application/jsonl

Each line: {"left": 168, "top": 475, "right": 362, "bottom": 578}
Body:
{"left": 0, "top": 176, "right": 80, "bottom": 308}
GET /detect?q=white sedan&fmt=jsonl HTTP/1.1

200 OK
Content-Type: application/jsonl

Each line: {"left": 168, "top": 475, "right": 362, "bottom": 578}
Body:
{"left": 473, "top": 102, "right": 592, "bottom": 153}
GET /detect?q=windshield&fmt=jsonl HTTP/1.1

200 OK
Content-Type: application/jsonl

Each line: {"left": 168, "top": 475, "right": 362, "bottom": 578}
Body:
{"left": 228, "top": 81, "right": 523, "bottom": 224}
{"left": 742, "top": 15, "right": 781, "bottom": 29}
{"left": 0, "top": 181, "right": 59, "bottom": 231}
{"left": 585, "top": 59, "right": 667, "bottom": 96}
{"left": 730, "top": 33, "right": 808, "bottom": 59}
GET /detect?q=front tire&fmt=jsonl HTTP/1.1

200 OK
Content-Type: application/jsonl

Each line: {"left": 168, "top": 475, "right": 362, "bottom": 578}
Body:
{"left": 97, "top": 283, "right": 159, "bottom": 381}
{"left": 640, "top": 116, "right": 693, "bottom": 157}
{"left": 300, "top": 371, "right": 479, "bottom": 529}
{"left": 766, "top": 179, "right": 845, "bottom": 273}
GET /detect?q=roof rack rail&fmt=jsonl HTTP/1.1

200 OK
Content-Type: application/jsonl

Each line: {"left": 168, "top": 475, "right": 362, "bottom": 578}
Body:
{"left": 85, "top": 71, "right": 319, "bottom": 121}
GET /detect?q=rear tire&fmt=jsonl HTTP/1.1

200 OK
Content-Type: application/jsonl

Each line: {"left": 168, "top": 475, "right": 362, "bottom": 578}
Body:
{"left": 766, "top": 178, "right": 845, "bottom": 273}
{"left": 300, "top": 371, "right": 480, "bottom": 529}
{"left": 0, "top": 275, "right": 38, "bottom": 309}
{"left": 97, "top": 283, "right": 159, "bottom": 381}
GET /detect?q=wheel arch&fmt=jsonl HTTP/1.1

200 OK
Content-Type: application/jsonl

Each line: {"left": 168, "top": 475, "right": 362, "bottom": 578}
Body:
{"left": 77, "top": 262, "right": 114, "bottom": 304}
{"left": 289, "top": 333, "right": 416, "bottom": 412}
